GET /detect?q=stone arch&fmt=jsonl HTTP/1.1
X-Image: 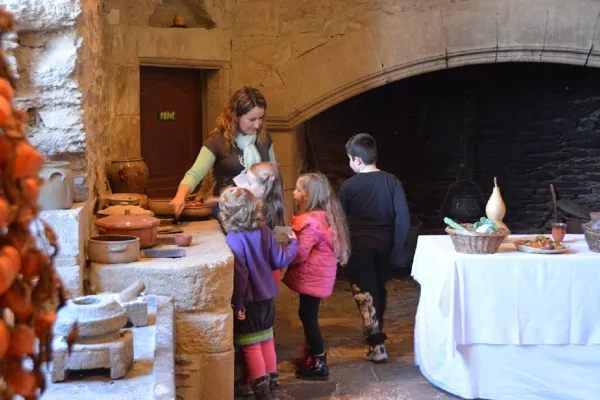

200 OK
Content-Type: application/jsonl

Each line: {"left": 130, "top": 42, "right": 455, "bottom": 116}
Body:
{"left": 274, "top": 0, "right": 600, "bottom": 128}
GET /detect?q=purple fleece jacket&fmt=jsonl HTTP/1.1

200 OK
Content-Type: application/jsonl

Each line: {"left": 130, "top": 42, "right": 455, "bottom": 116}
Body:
{"left": 226, "top": 225, "right": 298, "bottom": 310}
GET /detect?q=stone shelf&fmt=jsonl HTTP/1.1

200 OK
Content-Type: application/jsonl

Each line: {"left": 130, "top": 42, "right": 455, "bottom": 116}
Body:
{"left": 89, "top": 219, "right": 234, "bottom": 400}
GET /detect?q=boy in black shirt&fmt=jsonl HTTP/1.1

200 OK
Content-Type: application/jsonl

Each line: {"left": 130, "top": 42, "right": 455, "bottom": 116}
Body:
{"left": 338, "top": 133, "right": 410, "bottom": 363}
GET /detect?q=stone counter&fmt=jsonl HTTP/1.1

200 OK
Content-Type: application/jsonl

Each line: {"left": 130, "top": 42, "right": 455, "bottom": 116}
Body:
{"left": 90, "top": 220, "right": 233, "bottom": 400}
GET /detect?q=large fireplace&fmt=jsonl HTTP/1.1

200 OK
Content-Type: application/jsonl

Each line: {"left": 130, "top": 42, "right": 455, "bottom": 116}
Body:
{"left": 304, "top": 63, "right": 600, "bottom": 234}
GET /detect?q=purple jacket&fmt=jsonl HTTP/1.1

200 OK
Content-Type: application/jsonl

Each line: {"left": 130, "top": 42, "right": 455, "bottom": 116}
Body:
{"left": 282, "top": 211, "right": 337, "bottom": 298}
{"left": 227, "top": 225, "right": 298, "bottom": 310}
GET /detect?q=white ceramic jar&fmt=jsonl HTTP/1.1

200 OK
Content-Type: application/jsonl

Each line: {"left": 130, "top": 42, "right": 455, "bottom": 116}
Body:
{"left": 38, "top": 161, "right": 74, "bottom": 210}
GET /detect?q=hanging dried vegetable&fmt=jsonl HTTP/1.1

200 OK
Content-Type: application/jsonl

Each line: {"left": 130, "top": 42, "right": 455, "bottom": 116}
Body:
{"left": 0, "top": 7, "right": 75, "bottom": 399}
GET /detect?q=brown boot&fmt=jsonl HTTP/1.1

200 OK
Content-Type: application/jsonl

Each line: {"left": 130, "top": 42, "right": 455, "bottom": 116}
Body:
{"left": 251, "top": 375, "right": 273, "bottom": 400}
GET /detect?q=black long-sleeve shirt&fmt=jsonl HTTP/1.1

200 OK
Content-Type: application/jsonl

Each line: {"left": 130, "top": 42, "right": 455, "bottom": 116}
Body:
{"left": 338, "top": 171, "right": 410, "bottom": 267}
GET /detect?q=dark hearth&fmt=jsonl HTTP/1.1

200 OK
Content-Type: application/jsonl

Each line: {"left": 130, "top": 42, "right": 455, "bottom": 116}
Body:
{"left": 304, "top": 63, "right": 600, "bottom": 234}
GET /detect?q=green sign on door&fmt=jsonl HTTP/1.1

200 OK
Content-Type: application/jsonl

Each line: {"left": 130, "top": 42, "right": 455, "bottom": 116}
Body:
{"left": 158, "top": 111, "right": 176, "bottom": 121}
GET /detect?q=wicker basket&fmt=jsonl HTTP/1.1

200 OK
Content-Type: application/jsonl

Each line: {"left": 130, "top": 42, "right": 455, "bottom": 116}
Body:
{"left": 582, "top": 222, "right": 600, "bottom": 253}
{"left": 445, "top": 223, "right": 510, "bottom": 254}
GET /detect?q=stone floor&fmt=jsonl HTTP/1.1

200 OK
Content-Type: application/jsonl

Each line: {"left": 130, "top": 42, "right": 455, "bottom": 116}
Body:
{"left": 264, "top": 276, "right": 459, "bottom": 400}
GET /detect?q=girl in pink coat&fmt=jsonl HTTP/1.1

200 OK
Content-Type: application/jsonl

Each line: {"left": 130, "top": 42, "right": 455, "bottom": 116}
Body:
{"left": 282, "top": 173, "right": 350, "bottom": 381}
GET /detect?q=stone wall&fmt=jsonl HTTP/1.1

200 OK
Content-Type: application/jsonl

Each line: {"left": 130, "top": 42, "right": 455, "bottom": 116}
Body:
{"left": 305, "top": 63, "right": 600, "bottom": 233}
{"left": 3, "top": 0, "right": 108, "bottom": 296}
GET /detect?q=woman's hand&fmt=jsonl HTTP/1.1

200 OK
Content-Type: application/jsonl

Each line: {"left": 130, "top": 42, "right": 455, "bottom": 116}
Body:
{"left": 169, "top": 195, "right": 186, "bottom": 217}
{"left": 204, "top": 196, "right": 219, "bottom": 206}
{"left": 235, "top": 309, "right": 246, "bottom": 320}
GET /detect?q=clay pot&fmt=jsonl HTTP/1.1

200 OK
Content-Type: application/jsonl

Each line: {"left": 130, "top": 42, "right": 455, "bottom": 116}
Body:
{"left": 95, "top": 210, "right": 159, "bottom": 248}
{"left": 106, "top": 158, "right": 149, "bottom": 195}
{"left": 87, "top": 235, "right": 140, "bottom": 264}
{"left": 174, "top": 234, "right": 192, "bottom": 247}
{"left": 97, "top": 205, "right": 154, "bottom": 218}
{"left": 38, "top": 161, "right": 74, "bottom": 210}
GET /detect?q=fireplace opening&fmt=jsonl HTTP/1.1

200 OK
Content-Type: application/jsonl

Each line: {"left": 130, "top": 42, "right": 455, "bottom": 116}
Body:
{"left": 304, "top": 63, "right": 600, "bottom": 234}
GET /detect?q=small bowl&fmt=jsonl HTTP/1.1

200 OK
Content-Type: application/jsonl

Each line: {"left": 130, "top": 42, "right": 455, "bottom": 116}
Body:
{"left": 174, "top": 234, "right": 192, "bottom": 247}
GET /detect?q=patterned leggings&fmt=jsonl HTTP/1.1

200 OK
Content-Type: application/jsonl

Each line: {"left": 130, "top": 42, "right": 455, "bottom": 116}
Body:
{"left": 345, "top": 247, "right": 389, "bottom": 346}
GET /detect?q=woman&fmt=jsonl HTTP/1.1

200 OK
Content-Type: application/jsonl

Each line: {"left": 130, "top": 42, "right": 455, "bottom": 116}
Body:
{"left": 169, "top": 86, "right": 277, "bottom": 217}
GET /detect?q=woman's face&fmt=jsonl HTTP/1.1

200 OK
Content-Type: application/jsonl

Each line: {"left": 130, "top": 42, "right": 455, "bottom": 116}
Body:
{"left": 293, "top": 180, "right": 308, "bottom": 209}
{"left": 246, "top": 170, "right": 265, "bottom": 198}
{"left": 238, "top": 107, "right": 265, "bottom": 135}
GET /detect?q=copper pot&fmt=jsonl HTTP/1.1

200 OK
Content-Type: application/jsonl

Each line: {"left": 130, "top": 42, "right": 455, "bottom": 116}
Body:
{"left": 95, "top": 210, "right": 160, "bottom": 248}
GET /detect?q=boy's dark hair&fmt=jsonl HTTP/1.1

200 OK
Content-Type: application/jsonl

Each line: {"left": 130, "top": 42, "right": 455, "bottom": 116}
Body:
{"left": 345, "top": 133, "right": 378, "bottom": 165}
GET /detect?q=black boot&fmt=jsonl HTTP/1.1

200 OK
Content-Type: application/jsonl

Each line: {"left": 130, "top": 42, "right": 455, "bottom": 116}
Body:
{"left": 295, "top": 353, "right": 329, "bottom": 381}
{"left": 269, "top": 372, "right": 281, "bottom": 399}
{"left": 251, "top": 375, "right": 273, "bottom": 400}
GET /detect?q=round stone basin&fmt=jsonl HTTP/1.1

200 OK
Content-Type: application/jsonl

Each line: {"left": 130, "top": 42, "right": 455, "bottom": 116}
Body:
{"left": 55, "top": 294, "right": 128, "bottom": 338}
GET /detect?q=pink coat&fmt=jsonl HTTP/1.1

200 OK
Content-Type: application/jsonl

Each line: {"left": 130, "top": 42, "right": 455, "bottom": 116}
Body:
{"left": 282, "top": 210, "right": 337, "bottom": 298}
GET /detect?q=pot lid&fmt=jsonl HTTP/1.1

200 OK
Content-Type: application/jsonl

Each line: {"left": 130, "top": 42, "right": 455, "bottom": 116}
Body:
{"left": 98, "top": 205, "right": 154, "bottom": 216}
{"left": 95, "top": 210, "right": 160, "bottom": 230}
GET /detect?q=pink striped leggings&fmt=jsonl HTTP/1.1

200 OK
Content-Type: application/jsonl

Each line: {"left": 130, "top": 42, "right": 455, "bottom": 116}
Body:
{"left": 239, "top": 338, "right": 277, "bottom": 381}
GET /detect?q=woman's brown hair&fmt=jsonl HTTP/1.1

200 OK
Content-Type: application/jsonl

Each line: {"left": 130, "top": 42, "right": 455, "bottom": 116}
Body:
{"left": 296, "top": 173, "right": 351, "bottom": 265}
{"left": 218, "top": 187, "right": 264, "bottom": 233}
{"left": 248, "top": 162, "right": 286, "bottom": 229}
{"left": 211, "top": 86, "right": 268, "bottom": 149}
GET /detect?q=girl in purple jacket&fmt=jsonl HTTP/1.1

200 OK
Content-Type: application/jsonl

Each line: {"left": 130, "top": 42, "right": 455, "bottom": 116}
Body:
{"left": 282, "top": 173, "right": 350, "bottom": 380}
{"left": 219, "top": 187, "right": 298, "bottom": 400}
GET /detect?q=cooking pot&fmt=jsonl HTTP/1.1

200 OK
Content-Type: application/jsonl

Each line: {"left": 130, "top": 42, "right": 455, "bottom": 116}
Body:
{"left": 87, "top": 235, "right": 140, "bottom": 264}
{"left": 95, "top": 210, "right": 160, "bottom": 248}
{"left": 450, "top": 193, "right": 482, "bottom": 221}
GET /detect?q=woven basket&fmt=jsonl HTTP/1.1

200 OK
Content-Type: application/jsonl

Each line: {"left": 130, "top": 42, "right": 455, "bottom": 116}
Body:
{"left": 445, "top": 223, "right": 510, "bottom": 254}
{"left": 582, "top": 222, "right": 600, "bottom": 253}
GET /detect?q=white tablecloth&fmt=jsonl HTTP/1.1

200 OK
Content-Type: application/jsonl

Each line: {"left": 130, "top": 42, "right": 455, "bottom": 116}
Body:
{"left": 412, "top": 234, "right": 600, "bottom": 400}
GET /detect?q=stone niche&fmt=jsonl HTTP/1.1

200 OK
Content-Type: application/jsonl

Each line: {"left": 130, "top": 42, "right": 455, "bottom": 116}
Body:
{"left": 4, "top": 0, "right": 108, "bottom": 296}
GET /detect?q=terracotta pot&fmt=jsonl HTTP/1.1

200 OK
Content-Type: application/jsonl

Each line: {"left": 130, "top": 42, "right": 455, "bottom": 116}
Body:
{"left": 38, "top": 161, "right": 74, "bottom": 210}
{"left": 106, "top": 158, "right": 149, "bottom": 195}
{"left": 95, "top": 210, "right": 159, "bottom": 248}
{"left": 87, "top": 235, "right": 140, "bottom": 264}
{"left": 175, "top": 234, "right": 192, "bottom": 247}
{"left": 97, "top": 205, "right": 154, "bottom": 218}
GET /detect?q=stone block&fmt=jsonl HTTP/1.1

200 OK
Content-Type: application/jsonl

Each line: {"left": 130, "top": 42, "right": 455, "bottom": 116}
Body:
{"left": 31, "top": 31, "right": 79, "bottom": 89}
{"left": 176, "top": 311, "right": 233, "bottom": 354}
{"left": 107, "top": 26, "right": 138, "bottom": 65}
{"left": 91, "top": 220, "right": 234, "bottom": 312}
{"left": 441, "top": 2, "right": 498, "bottom": 67}
{"left": 114, "top": 65, "right": 139, "bottom": 116}
{"left": 278, "top": 28, "right": 383, "bottom": 117}
{"left": 175, "top": 350, "right": 233, "bottom": 400}
{"left": 123, "top": 297, "right": 148, "bottom": 327}
{"left": 55, "top": 264, "right": 83, "bottom": 298}
{"left": 233, "top": 1, "right": 279, "bottom": 37}
{"left": 496, "top": 0, "right": 547, "bottom": 52}
{"left": 284, "top": 189, "right": 295, "bottom": 220}
{"left": 3, "top": 0, "right": 80, "bottom": 31}
{"left": 279, "top": 165, "right": 297, "bottom": 191}
{"left": 543, "top": 0, "right": 600, "bottom": 55}
{"left": 39, "top": 106, "right": 83, "bottom": 129}
{"left": 38, "top": 202, "right": 89, "bottom": 266}
{"left": 272, "top": 131, "right": 296, "bottom": 167}
{"left": 111, "top": 115, "right": 141, "bottom": 159}
{"left": 372, "top": 10, "right": 446, "bottom": 70}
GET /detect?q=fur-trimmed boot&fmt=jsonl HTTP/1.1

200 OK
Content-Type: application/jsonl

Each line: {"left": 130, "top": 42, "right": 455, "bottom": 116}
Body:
{"left": 269, "top": 372, "right": 281, "bottom": 400}
{"left": 251, "top": 375, "right": 273, "bottom": 400}
{"left": 295, "top": 353, "right": 329, "bottom": 381}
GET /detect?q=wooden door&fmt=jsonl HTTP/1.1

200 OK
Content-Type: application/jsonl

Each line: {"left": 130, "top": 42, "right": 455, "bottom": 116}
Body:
{"left": 140, "top": 66, "right": 203, "bottom": 198}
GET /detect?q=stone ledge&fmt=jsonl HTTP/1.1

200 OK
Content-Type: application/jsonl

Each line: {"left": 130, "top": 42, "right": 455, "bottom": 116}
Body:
{"left": 90, "top": 220, "right": 234, "bottom": 312}
{"left": 175, "top": 350, "right": 233, "bottom": 400}
{"left": 176, "top": 311, "right": 233, "bottom": 354}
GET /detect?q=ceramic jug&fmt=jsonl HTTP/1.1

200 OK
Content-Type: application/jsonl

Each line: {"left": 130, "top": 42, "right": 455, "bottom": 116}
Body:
{"left": 38, "top": 161, "right": 74, "bottom": 210}
{"left": 485, "top": 177, "right": 508, "bottom": 230}
{"left": 106, "top": 158, "right": 149, "bottom": 195}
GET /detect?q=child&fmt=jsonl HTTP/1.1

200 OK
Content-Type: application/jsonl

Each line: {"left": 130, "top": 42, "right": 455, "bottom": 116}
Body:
{"left": 338, "top": 133, "right": 410, "bottom": 363}
{"left": 247, "top": 162, "right": 287, "bottom": 282}
{"left": 234, "top": 162, "right": 287, "bottom": 397}
{"left": 282, "top": 173, "right": 350, "bottom": 380}
{"left": 220, "top": 187, "right": 298, "bottom": 400}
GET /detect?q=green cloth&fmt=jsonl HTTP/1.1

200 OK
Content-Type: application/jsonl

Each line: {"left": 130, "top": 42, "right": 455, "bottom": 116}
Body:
{"left": 180, "top": 143, "right": 276, "bottom": 192}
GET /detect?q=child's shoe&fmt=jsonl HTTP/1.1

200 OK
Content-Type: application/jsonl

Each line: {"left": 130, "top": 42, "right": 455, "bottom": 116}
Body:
{"left": 295, "top": 353, "right": 329, "bottom": 381}
{"left": 364, "top": 344, "right": 388, "bottom": 363}
{"left": 269, "top": 372, "right": 281, "bottom": 399}
{"left": 251, "top": 375, "right": 273, "bottom": 400}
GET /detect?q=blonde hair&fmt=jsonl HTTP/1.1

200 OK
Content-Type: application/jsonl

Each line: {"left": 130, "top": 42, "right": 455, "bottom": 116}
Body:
{"left": 218, "top": 187, "right": 264, "bottom": 232}
{"left": 248, "top": 162, "right": 285, "bottom": 229}
{"left": 297, "top": 173, "right": 351, "bottom": 265}
{"left": 211, "top": 86, "right": 268, "bottom": 150}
